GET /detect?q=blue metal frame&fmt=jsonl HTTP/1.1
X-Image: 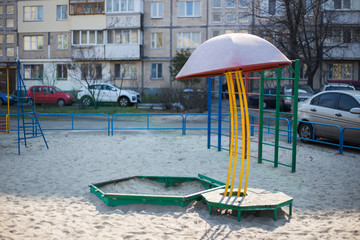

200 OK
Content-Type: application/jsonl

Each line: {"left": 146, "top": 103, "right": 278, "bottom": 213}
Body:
{"left": 16, "top": 60, "right": 48, "bottom": 154}
{"left": 37, "top": 113, "right": 111, "bottom": 136}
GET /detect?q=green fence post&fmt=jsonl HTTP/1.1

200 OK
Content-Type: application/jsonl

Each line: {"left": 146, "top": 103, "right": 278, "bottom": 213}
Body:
{"left": 291, "top": 60, "right": 299, "bottom": 172}
{"left": 258, "top": 71, "right": 265, "bottom": 164}
{"left": 274, "top": 68, "right": 282, "bottom": 168}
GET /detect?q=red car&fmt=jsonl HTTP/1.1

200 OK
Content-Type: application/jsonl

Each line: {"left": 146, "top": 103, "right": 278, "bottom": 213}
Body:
{"left": 27, "top": 86, "right": 74, "bottom": 106}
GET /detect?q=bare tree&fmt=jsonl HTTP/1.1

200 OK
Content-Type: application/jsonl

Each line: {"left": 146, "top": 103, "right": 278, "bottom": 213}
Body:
{"left": 252, "top": 0, "right": 346, "bottom": 88}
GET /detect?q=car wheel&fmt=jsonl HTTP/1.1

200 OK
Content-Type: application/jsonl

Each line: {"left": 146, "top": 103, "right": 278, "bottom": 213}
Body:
{"left": 298, "top": 122, "right": 314, "bottom": 143}
{"left": 263, "top": 101, "right": 267, "bottom": 109}
{"left": 81, "top": 96, "right": 93, "bottom": 107}
{"left": 57, "top": 99, "right": 65, "bottom": 107}
{"left": 118, "top": 97, "right": 130, "bottom": 107}
{"left": 0, "top": 98, "right": 4, "bottom": 105}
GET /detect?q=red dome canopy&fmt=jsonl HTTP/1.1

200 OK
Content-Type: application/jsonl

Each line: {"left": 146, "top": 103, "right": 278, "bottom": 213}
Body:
{"left": 176, "top": 33, "right": 291, "bottom": 80}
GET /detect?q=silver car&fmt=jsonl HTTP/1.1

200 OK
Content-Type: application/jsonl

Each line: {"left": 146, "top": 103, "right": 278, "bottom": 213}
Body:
{"left": 297, "top": 90, "right": 360, "bottom": 145}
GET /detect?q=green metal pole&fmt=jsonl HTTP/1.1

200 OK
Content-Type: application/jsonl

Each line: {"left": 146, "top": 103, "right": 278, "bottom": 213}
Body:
{"left": 274, "top": 68, "right": 281, "bottom": 168}
{"left": 291, "top": 60, "right": 299, "bottom": 172}
{"left": 258, "top": 71, "right": 265, "bottom": 164}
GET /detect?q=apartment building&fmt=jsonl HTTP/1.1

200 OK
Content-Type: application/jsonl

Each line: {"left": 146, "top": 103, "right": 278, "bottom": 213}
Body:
{"left": 0, "top": 0, "right": 17, "bottom": 92}
{"left": 2, "top": 0, "right": 360, "bottom": 95}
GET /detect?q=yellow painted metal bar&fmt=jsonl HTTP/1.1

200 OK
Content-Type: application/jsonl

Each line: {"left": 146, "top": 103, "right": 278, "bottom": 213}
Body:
{"left": 229, "top": 73, "right": 239, "bottom": 197}
{"left": 235, "top": 71, "right": 246, "bottom": 197}
{"left": 238, "top": 71, "right": 251, "bottom": 196}
{"left": 223, "top": 72, "right": 235, "bottom": 197}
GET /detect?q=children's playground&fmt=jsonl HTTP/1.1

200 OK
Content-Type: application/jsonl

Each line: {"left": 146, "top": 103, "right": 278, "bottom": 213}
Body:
{"left": 0, "top": 34, "right": 359, "bottom": 239}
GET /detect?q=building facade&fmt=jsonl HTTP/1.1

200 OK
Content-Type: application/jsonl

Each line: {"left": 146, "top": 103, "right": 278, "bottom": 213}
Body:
{"left": 0, "top": 0, "right": 17, "bottom": 91}
{"left": 0, "top": 0, "right": 359, "bottom": 95}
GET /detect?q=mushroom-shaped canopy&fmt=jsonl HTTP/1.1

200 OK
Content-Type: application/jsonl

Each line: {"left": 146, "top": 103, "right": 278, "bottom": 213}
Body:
{"left": 176, "top": 33, "right": 291, "bottom": 80}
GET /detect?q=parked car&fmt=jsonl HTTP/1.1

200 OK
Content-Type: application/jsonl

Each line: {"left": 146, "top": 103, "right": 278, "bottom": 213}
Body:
{"left": 27, "top": 86, "right": 74, "bottom": 107}
{"left": 248, "top": 88, "right": 277, "bottom": 109}
{"left": 77, "top": 83, "right": 141, "bottom": 107}
{"left": 320, "top": 83, "right": 356, "bottom": 92}
{"left": 297, "top": 90, "right": 360, "bottom": 145}
{"left": 0, "top": 92, "right": 17, "bottom": 105}
{"left": 281, "top": 85, "right": 315, "bottom": 112}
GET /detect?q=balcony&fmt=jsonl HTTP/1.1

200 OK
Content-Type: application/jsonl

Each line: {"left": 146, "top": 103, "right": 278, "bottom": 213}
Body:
{"left": 106, "top": 13, "right": 142, "bottom": 29}
{"left": 71, "top": 44, "right": 141, "bottom": 60}
{"left": 105, "top": 44, "right": 141, "bottom": 60}
{"left": 69, "top": 0, "right": 105, "bottom": 15}
{"left": 72, "top": 45, "right": 105, "bottom": 60}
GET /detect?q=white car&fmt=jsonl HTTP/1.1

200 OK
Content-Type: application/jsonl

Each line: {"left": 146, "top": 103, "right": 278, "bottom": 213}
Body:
{"left": 77, "top": 83, "right": 141, "bottom": 107}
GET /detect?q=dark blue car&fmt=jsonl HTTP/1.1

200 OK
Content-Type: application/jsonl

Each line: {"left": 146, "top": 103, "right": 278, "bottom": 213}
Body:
{"left": 248, "top": 88, "right": 277, "bottom": 109}
{"left": 0, "top": 92, "right": 17, "bottom": 105}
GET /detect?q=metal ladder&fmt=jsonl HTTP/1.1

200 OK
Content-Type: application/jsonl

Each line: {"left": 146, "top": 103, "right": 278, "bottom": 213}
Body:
{"left": 16, "top": 60, "right": 49, "bottom": 154}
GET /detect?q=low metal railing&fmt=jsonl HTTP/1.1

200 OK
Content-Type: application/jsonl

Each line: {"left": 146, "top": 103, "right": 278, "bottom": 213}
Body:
{"left": 2, "top": 112, "right": 358, "bottom": 153}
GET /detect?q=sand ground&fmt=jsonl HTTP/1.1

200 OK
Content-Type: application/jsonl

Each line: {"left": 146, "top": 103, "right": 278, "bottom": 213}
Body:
{"left": 0, "top": 130, "right": 359, "bottom": 239}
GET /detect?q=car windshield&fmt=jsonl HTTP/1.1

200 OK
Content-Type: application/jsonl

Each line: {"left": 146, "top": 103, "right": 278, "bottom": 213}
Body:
{"left": 53, "top": 87, "right": 63, "bottom": 92}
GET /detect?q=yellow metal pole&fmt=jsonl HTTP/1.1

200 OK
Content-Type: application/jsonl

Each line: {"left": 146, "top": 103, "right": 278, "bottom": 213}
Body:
{"left": 223, "top": 72, "right": 235, "bottom": 197}
{"left": 235, "top": 71, "right": 246, "bottom": 197}
{"left": 237, "top": 71, "right": 251, "bottom": 196}
{"left": 229, "top": 72, "right": 239, "bottom": 197}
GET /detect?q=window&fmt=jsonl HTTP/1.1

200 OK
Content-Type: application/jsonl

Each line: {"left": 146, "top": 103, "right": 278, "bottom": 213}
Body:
{"left": 31, "top": 86, "right": 42, "bottom": 92}
{"left": 57, "top": 64, "right": 68, "bottom": 80}
{"left": 212, "top": 30, "right": 221, "bottom": 37}
{"left": 6, "top": 19, "right": 14, "bottom": 28}
{"left": 57, "top": 34, "right": 68, "bottom": 50}
{"left": 0, "top": 35, "right": 3, "bottom": 43}
{"left": 238, "top": 12, "right": 249, "bottom": 23}
{"left": 6, "top": 5, "right": 15, "bottom": 14}
{"left": 0, "top": 49, "right": 3, "bottom": 56}
{"left": 24, "top": 36, "right": 44, "bottom": 50}
{"left": 177, "top": 32, "right": 201, "bottom": 48}
{"left": 269, "top": 0, "right": 276, "bottom": 15}
{"left": 226, "top": 0, "right": 235, "bottom": 8}
{"left": 212, "top": 0, "right": 221, "bottom": 8}
{"left": 239, "top": 0, "right": 248, "bottom": 8}
{"left": 81, "top": 64, "right": 102, "bottom": 80}
{"left": 114, "top": 63, "right": 137, "bottom": 79}
{"left": 317, "top": 93, "right": 339, "bottom": 108}
{"left": 151, "top": 32, "right": 163, "bottom": 49}
{"left": 0, "top": 6, "right": 3, "bottom": 14}
{"left": 178, "top": 1, "right": 201, "bottom": 17}
{"left": 6, "top": 48, "right": 14, "bottom": 57}
{"left": 57, "top": 5, "right": 68, "bottom": 20}
{"left": 328, "top": 63, "right": 353, "bottom": 80}
{"left": 151, "top": 63, "right": 163, "bottom": 79}
{"left": 334, "top": 0, "right": 351, "bottom": 9}
{"left": 106, "top": 0, "right": 134, "bottom": 12}
{"left": 225, "top": 29, "right": 236, "bottom": 34}
{"left": 212, "top": 13, "right": 222, "bottom": 23}
{"left": 107, "top": 30, "right": 138, "bottom": 44}
{"left": 0, "top": 19, "right": 2, "bottom": 27}
{"left": 24, "top": 65, "right": 43, "bottom": 80}
{"left": 70, "top": 0, "right": 104, "bottom": 15}
{"left": 327, "top": 29, "right": 352, "bottom": 44}
{"left": 6, "top": 34, "right": 14, "bottom": 43}
{"left": 151, "top": 2, "right": 163, "bottom": 18}
{"left": 73, "top": 30, "right": 104, "bottom": 45}
{"left": 338, "top": 94, "right": 359, "bottom": 111}
{"left": 225, "top": 13, "right": 235, "bottom": 23}
{"left": 24, "top": 6, "right": 43, "bottom": 21}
